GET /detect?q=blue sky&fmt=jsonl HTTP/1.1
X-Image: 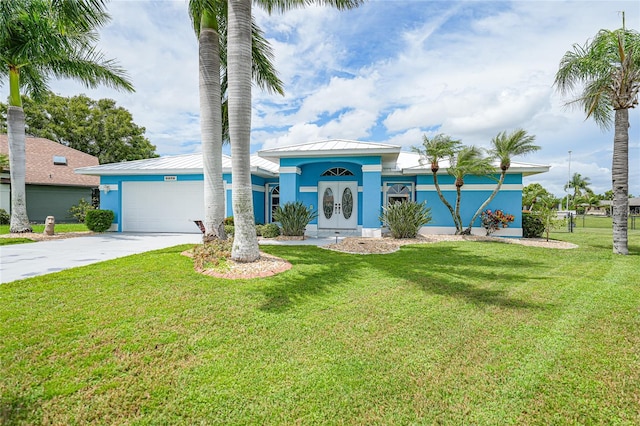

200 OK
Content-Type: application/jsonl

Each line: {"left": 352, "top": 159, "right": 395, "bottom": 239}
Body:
{"left": 38, "top": 0, "right": 640, "bottom": 197}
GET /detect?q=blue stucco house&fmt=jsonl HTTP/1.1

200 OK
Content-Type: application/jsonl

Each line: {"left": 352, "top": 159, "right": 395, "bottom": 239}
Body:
{"left": 75, "top": 139, "right": 549, "bottom": 237}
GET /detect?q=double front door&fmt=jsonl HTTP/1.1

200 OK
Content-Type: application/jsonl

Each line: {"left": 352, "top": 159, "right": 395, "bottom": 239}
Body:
{"left": 318, "top": 181, "right": 357, "bottom": 229}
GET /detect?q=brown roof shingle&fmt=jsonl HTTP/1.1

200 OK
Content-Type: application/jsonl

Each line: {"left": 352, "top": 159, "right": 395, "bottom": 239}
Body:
{"left": 0, "top": 135, "right": 99, "bottom": 187}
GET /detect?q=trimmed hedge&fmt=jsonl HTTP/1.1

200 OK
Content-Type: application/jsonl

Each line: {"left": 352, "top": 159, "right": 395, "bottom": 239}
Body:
{"left": 522, "top": 212, "right": 544, "bottom": 238}
{"left": 85, "top": 209, "right": 115, "bottom": 232}
{"left": 261, "top": 223, "right": 281, "bottom": 238}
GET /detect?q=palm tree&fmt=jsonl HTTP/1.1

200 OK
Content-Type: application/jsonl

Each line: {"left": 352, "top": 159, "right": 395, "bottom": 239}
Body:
{"left": 564, "top": 173, "right": 592, "bottom": 208}
{"left": 0, "top": 0, "right": 133, "bottom": 233}
{"left": 413, "top": 134, "right": 462, "bottom": 232}
{"left": 464, "top": 129, "right": 540, "bottom": 234}
{"left": 555, "top": 24, "right": 640, "bottom": 255}
{"left": 227, "top": 0, "right": 363, "bottom": 262}
{"left": 448, "top": 146, "right": 495, "bottom": 234}
{"left": 189, "top": 0, "right": 284, "bottom": 242}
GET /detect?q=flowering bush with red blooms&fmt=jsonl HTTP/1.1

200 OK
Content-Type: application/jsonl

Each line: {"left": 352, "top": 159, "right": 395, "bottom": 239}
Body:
{"left": 481, "top": 209, "right": 515, "bottom": 235}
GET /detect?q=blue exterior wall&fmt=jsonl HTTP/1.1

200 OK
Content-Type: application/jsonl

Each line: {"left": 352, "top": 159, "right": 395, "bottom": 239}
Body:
{"left": 99, "top": 161, "right": 527, "bottom": 236}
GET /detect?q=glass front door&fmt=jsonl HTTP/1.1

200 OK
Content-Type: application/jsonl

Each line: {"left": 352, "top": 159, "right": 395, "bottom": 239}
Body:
{"left": 318, "top": 181, "right": 358, "bottom": 229}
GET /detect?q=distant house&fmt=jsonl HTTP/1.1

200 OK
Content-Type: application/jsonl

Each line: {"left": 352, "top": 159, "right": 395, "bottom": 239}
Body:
{"left": 76, "top": 139, "right": 549, "bottom": 237}
{"left": 0, "top": 135, "right": 99, "bottom": 223}
{"left": 598, "top": 198, "right": 640, "bottom": 215}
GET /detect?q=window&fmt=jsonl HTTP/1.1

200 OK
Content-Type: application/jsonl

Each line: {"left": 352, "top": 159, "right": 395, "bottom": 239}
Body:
{"left": 53, "top": 156, "right": 67, "bottom": 165}
{"left": 270, "top": 185, "right": 280, "bottom": 222}
{"left": 386, "top": 183, "right": 412, "bottom": 205}
{"left": 321, "top": 167, "right": 354, "bottom": 177}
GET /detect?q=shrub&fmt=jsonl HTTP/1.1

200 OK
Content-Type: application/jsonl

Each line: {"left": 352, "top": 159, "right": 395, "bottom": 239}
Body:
{"left": 255, "top": 224, "right": 264, "bottom": 236}
{"left": 261, "top": 223, "right": 281, "bottom": 238}
{"left": 192, "top": 238, "right": 233, "bottom": 270}
{"left": 0, "top": 208, "right": 9, "bottom": 225}
{"left": 224, "top": 216, "right": 234, "bottom": 226}
{"left": 273, "top": 201, "right": 317, "bottom": 236}
{"left": 85, "top": 209, "right": 114, "bottom": 232}
{"left": 224, "top": 225, "right": 235, "bottom": 237}
{"left": 480, "top": 209, "right": 515, "bottom": 236}
{"left": 380, "top": 201, "right": 432, "bottom": 239}
{"left": 68, "top": 198, "right": 96, "bottom": 223}
{"left": 522, "top": 212, "right": 544, "bottom": 238}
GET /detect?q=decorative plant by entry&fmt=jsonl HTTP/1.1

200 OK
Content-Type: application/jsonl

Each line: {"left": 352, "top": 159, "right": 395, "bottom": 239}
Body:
{"left": 273, "top": 202, "right": 318, "bottom": 236}
{"left": 480, "top": 209, "right": 515, "bottom": 235}
{"left": 380, "top": 201, "right": 432, "bottom": 239}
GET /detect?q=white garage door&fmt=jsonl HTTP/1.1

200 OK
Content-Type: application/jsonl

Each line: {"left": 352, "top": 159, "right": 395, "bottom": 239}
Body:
{"left": 122, "top": 181, "right": 205, "bottom": 233}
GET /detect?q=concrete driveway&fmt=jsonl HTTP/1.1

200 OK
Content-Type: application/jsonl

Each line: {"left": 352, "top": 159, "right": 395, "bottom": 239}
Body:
{"left": 0, "top": 233, "right": 202, "bottom": 284}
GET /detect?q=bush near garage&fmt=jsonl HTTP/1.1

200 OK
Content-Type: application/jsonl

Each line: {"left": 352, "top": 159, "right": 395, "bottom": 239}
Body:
{"left": 85, "top": 210, "right": 115, "bottom": 232}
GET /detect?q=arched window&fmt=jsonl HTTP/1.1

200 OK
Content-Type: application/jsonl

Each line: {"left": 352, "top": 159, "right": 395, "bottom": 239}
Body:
{"left": 321, "top": 167, "right": 354, "bottom": 177}
{"left": 386, "top": 183, "right": 412, "bottom": 205}
{"left": 270, "top": 185, "right": 280, "bottom": 222}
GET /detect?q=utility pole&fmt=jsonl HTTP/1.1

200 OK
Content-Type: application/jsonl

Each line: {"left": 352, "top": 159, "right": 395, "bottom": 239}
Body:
{"left": 566, "top": 150, "right": 572, "bottom": 211}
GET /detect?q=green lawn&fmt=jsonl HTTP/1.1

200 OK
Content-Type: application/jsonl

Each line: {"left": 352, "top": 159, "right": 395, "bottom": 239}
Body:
{"left": 1, "top": 230, "right": 639, "bottom": 424}
{"left": 0, "top": 223, "right": 89, "bottom": 235}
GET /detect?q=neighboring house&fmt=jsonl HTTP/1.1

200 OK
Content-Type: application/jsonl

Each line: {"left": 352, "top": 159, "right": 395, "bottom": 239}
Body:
{"left": 598, "top": 198, "right": 640, "bottom": 215}
{"left": 75, "top": 139, "right": 549, "bottom": 236}
{"left": 0, "top": 135, "right": 99, "bottom": 222}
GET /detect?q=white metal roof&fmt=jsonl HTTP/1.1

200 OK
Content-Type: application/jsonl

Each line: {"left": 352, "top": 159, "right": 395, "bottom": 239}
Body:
{"left": 258, "top": 139, "right": 401, "bottom": 158}
{"left": 75, "top": 143, "right": 549, "bottom": 177}
{"left": 75, "top": 153, "right": 279, "bottom": 177}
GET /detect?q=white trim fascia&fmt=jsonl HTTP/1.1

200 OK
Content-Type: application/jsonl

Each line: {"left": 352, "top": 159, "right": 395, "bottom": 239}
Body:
{"left": 362, "top": 164, "right": 382, "bottom": 172}
{"left": 418, "top": 226, "right": 523, "bottom": 237}
{"left": 75, "top": 168, "right": 203, "bottom": 176}
{"left": 300, "top": 186, "right": 317, "bottom": 193}
{"left": 280, "top": 166, "right": 301, "bottom": 175}
{"left": 416, "top": 184, "right": 523, "bottom": 191}
{"left": 252, "top": 184, "right": 266, "bottom": 193}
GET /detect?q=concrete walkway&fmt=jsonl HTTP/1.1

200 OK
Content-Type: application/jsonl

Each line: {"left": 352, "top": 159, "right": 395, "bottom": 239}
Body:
{"left": 0, "top": 233, "right": 336, "bottom": 284}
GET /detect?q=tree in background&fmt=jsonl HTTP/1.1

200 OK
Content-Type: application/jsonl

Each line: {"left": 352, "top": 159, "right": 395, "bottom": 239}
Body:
{"left": 463, "top": 129, "right": 539, "bottom": 234}
{"left": 0, "top": 0, "right": 133, "bottom": 233}
{"left": 1, "top": 93, "right": 156, "bottom": 164}
{"left": 564, "top": 172, "right": 593, "bottom": 203}
{"left": 555, "top": 21, "right": 640, "bottom": 255}
{"left": 522, "top": 183, "right": 555, "bottom": 211}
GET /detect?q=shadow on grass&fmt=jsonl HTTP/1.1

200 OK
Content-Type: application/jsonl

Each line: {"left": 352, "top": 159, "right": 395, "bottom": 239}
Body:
{"left": 1, "top": 395, "right": 40, "bottom": 425}
{"left": 259, "top": 242, "right": 550, "bottom": 313}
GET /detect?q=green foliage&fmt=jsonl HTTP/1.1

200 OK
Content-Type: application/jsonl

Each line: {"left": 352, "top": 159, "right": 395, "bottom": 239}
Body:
{"left": 272, "top": 201, "right": 317, "bottom": 236}
{"left": 84, "top": 209, "right": 114, "bottom": 232}
{"left": 0, "top": 153, "right": 8, "bottom": 171}
{"left": 67, "top": 198, "right": 95, "bottom": 223}
{"left": 380, "top": 201, "right": 432, "bottom": 239}
{"left": 261, "top": 223, "right": 281, "bottom": 238}
{"left": 192, "top": 239, "right": 233, "bottom": 270}
{"left": 0, "top": 93, "right": 156, "bottom": 164}
{"left": 480, "top": 209, "right": 515, "bottom": 236}
{"left": 224, "top": 216, "right": 234, "bottom": 226}
{"left": 522, "top": 212, "right": 545, "bottom": 238}
{"left": 0, "top": 208, "right": 9, "bottom": 225}
{"left": 224, "top": 225, "right": 235, "bottom": 237}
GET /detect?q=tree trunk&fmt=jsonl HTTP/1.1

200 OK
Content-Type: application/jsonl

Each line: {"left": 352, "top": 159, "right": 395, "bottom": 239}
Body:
{"left": 7, "top": 106, "right": 32, "bottom": 233}
{"left": 464, "top": 171, "right": 505, "bottom": 234}
{"left": 432, "top": 171, "right": 461, "bottom": 232}
{"left": 199, "top": 16, "right": 226, "bottom": 242}
{"left": 611, "top": 108, "right": 629, "bottom": 255}
{"left": 454, "top": 185, "right": 463, "bottom": 234}
{"left": 228, "top": 0, "right": 259, "bottom": 262}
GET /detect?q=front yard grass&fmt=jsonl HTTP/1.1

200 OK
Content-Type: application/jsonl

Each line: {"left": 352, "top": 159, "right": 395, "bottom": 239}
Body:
{"left": 1, "top": 230, "right": 638, "bottom": 424}
{"left": 0, "top": 223, "right": 88, "bottom": 235}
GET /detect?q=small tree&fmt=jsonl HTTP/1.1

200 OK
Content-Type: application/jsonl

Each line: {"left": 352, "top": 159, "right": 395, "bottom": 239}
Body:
{"left": 68, "top": 198, "right": 95, "bottom": 223}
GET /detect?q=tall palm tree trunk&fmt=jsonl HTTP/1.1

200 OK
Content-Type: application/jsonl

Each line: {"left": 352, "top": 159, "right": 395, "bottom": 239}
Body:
{"left": 228, "top": 0, "right": 259, "bottom": 262}
{"left": 464, "top": 172, "right": 505, "bottom": 234}
{"left": 7, "top": 106, "right": 32, "bottom": 233}
{"left": 199, "top": 14, "right": 226, "bottom": 241}
{"left": 612, "top": 108, "right": 629, "bottom": 255}
{"left": 433, "top": 171, "right": 461, "bottom": 232}
{"left": 454, "top": 184, "right": 463, "bottom": 234}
